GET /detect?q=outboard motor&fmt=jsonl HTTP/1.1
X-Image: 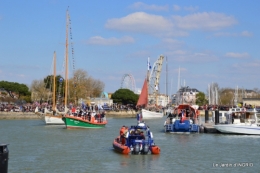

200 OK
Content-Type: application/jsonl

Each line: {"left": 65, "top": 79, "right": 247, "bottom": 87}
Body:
{"left": 133, "top": 144, "right": 140, "bottom": 154}
{"left": 142, "top": 144, "right": 149, "bottom": 154}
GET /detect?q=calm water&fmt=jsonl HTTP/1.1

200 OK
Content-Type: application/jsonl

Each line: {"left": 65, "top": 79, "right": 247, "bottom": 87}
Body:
{"left": 0, "top": 116, "right": 259, "bottom": 173}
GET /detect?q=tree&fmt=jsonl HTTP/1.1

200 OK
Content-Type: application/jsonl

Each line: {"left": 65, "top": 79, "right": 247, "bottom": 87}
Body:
{"left": 219, "top": 88, "right": 236, "bottom": 105}
{"left": 0, "top": 81, "right": 30, "bottom": 99}
{"left": 68, "top": 69, "right": 105, "bottom": 103}
{"left": 43, "top": 74, "right": 64, "bottom": 97}
{"left": 196, "top": 92, "right": 207, "bottom": 106}
{"left": 30, "top": 79, "right": 50, "bottom": 103}
{"left": 30, "top": 68, "right": 105, "bottom": 105}
{"left": 111, "top": 89, "right": 139, "bottom": 105}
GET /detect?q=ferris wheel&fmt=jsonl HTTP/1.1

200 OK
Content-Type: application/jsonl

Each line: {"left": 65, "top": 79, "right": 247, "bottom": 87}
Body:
{"left": 121, "top": 74, "right": 136, "bottom": 92}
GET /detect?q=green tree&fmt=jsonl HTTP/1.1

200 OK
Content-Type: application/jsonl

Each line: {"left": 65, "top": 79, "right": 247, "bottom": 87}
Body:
{"left": 196, "top": 92, "right": 207, "bottom": 106}
{"left": 111, "top": 89, "right": 139, "bottom": 105}
{"left": 0, "top": 81, "right": 30, "bottom": 98}
{"left": 44, "top": 74, "right": 64, "bottom": 97}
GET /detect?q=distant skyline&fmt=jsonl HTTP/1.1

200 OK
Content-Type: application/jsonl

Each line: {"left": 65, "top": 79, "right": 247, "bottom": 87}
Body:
{"left": 0, "top": 1, "right": 259, "bottom": 96}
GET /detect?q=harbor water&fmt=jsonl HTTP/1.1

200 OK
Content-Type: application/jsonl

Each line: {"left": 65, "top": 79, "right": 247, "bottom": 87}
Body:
{"left": 0, "top": 116, "right": 259, "bottom": 173}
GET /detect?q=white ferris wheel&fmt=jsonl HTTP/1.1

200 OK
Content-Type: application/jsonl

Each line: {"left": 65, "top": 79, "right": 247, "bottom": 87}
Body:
{"left": 120, "top": 74, "right": 136, "bottom": 93}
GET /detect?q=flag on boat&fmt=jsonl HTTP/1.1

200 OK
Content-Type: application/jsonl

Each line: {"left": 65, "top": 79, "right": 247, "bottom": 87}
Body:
{"left": 81, "top": 102, "right": 86, "bottom": 109}
{"left": 147, "top": 57, "right": 151, "bottom": 70}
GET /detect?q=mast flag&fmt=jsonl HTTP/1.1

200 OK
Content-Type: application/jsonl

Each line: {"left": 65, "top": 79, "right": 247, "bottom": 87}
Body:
{"left": 147, "top": 57, "right": 151, "bottom": 70}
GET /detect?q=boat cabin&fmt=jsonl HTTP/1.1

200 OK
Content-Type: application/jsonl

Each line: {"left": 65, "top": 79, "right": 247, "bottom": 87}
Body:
{"left": 213, "top": 108, "right": 259, "bottom": 125}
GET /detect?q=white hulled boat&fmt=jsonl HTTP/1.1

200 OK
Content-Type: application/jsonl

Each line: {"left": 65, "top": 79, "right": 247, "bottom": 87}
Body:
{"left": 136, "top": 56, "right": 164, "bottom": 119}
{"left": 44, "top": 52, "right": 64, "bottom": 125}
{"left": 141, "top": 108, "right": 163, "bottom": 119}
{"left": 213, "top": 108, "right": 260, "bottom": 135}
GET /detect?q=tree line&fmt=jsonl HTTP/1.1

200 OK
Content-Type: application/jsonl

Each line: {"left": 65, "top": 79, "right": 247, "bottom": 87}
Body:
{"left": 1, "top": 77, "right": 260, "bottom": 106}
{"left": 0, "top": 69, "right": 104, "bottom": 104}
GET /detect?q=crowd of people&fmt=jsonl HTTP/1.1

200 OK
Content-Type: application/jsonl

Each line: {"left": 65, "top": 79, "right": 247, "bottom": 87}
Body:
{"left": 0, "top": 103, "right": 36, "bottom": 112}
{"left": 198, "top": 104, "right": 260, "bottom": 111}
{"left": 119, "top": 124, "right": 146, "bottom": 145}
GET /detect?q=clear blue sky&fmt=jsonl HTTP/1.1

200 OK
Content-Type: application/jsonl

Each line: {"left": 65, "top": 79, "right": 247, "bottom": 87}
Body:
{"left": 0, "top": 1, "right": 259, "bottom": 95}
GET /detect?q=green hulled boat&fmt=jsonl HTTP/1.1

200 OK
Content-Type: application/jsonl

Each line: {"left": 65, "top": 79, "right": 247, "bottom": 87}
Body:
{"left": 62, "top": 115, "right": 107, "bottom": 129}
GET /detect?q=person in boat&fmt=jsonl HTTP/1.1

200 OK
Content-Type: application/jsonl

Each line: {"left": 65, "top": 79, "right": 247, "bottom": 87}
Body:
{"left": 86, "top": 111, "right": 89, "bottom": 119}
{"left": 134, "top": 128, "right": 141, "bottom": 135}
{"left": 94, "top": 112, "right": 98, "bottom": 120}
{"left": 123, "top": 126, "right": 129, "bottom": 138}
{"left": 140, "top": 131, "right": 145, "bottom": 140}
{"left": 121, "top": 126, "right": 128, "bottom": 145}
{"left": 71, "top": 106, "right": 76, "bottom": 116}
{"left": 130, "top": 129, "right": 135, "bottom": 135}
{"left": 180, "top": 109, "right": 186, "bottom": 123}
{"left": 178, "top": 110, "right": 182, "bottom": 119}
{"left": 78, "top": 109, "right": 83, "bottom": 117}
{"left": 167, "top": 112, "right": 174, "bottom": 124}
{"left": 120, "top": 125, "right": 126, "bottom": 144}
{"left": 100, "top": 111, "right": 106, "bottom": 122}
{"left": 231, "top": 113, "right": 235, "bottom": 124}
{"left": 136, "top": 112, "right": 142, "bottom": 123}
{"left": 95, "top": 113, "right": 101, "bottom": 123}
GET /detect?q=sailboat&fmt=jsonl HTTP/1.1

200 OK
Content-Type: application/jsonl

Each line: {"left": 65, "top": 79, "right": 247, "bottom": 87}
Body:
{"left": 62, "top": 9, "right": 107, "bottom": 129}
{"left": 43, "top": 52, "right": 64, "bottom": 125}
{"left": 41, "top": 9, "right": 72, "bottom": 125}
{"left": 136, "top": 57, "right": 164, "bottom": 119}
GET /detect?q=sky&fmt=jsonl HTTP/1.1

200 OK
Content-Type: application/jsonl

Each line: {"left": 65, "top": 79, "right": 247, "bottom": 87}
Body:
{"left": 0, "top": 1, "right": 259, "bottom": 96}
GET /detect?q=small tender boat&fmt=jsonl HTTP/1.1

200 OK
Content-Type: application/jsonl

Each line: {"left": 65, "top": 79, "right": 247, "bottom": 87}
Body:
{"left": 113, "top": 122, "right": 160, "bottom": 155}
{"left": 62, "top": 111, "right": 107, "bottom": 129}
{"left": 164, "top": 104, "right": 201, "bottom": 133}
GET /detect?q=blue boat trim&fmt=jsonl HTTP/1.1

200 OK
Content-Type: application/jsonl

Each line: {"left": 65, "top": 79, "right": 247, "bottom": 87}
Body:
{"left": 165, "top": 120, "right": 200, "bottom": 133}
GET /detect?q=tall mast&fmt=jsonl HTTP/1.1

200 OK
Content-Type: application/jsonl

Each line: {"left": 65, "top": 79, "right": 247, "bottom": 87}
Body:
{"left": 166, "top": 56, "right": 168, "bottom": 105}
{"left": 178, "top": 67, "right": 180, "bottom": 92}
{"left": 64, "top": 9, "right": 69, "bottom": 107}
{"left": 147, "top": 57, "right": 150, "bottom": 106}
{"left": 52, "top": 51, "right": 56, "bottom": 110}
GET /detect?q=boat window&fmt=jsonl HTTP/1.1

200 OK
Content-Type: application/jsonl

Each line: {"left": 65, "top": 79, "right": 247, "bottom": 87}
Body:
{"left": 256, "top": 114, "right": 260, "bottom": 123}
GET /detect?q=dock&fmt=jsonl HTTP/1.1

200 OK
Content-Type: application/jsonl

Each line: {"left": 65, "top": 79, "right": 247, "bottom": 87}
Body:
{"left": 201, "top": 123, "right": 220, "bottom": 133}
